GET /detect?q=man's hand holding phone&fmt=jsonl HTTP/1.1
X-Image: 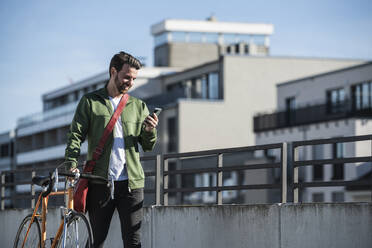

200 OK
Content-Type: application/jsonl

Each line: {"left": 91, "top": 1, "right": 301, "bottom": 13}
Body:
{"left": 144, "top": 108, "right": 161, "bottom": 132}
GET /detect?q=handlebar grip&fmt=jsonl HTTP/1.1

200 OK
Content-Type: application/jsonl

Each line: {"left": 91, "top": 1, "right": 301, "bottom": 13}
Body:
{"left": 80, "top": 173, "right": 107, "bottom": 182}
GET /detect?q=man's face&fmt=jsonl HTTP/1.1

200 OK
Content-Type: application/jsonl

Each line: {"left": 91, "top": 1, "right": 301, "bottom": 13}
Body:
{"left": 113, "top": 63, "right": 138, "bottom": 94}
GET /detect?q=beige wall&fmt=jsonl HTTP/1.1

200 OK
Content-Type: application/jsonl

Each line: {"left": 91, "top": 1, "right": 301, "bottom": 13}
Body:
{"left": 155, "top": 43, "right": 220, "bottom": 68}
{"left": 276, "top": 63, "right": 372, "bottom": 110}
{"left": 176, "top": 56, "right": 363, "bottom": 152}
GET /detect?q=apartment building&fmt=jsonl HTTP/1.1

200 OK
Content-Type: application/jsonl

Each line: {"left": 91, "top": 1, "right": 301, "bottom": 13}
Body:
{"left": 0, "top": 130, "right": 15, "bottom": 208}
{"left": 254, "top": 62, "right": 372, "bottom": 202}
{"left": 0, "top": 131, "right": 14, "bottom": 171}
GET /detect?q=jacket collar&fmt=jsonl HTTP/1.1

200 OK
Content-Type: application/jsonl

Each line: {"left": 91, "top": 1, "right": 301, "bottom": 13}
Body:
{"left": 93, "top": 83, "right": 133, "bottom": 115}
{"left": 94, "top": 83, "right": 133, "bottom": 103}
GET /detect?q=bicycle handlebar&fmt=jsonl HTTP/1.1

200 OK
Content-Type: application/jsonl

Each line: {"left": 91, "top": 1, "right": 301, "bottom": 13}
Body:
{"left": 59, "top": 171, "right": 108, "bottom": 183}
{"left": 40, "top": 170, "right": 108, "bottom": 197}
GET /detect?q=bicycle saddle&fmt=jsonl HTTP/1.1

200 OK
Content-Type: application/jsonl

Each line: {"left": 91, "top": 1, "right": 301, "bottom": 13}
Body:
{"left": 32, "top": 176, "right": 51, "bottom": 187}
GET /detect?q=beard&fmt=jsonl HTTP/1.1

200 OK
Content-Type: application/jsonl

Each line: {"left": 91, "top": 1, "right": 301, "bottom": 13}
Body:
{"left": 115, "top": 75, "right": 130, "bottom": 94}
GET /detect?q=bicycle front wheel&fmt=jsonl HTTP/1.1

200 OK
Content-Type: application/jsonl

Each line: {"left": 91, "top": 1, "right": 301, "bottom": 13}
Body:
{"left": 59, "top": 212, "right": 93, "bottom": 248}
{"left": 13, "top": 214, "right": 41, "bottom": 248}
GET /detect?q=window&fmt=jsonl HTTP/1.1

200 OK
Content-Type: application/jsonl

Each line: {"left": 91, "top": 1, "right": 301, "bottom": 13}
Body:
{"left": 205, "top": 33, "right": 218, "bottom": 43}
{"left": 332, "top": 142, "right": 344, "bottom": 180}
{"left": 223, "top": 33, "right": 236, "bottom": 44}
{"left": 154, "top": 32, "right": 169, "bottom": 46}
{"left": 286, "top": 97, "right": 296, "bottom": 111}
{"left": 201, "top": 75, "right": 208, "bottom": 99}
{"left": 74, "top": 91, "right": 79, "bottom": 101}
{"left": 191, "top": 78, "right": 202, "bottom": 98}
{"left": 312, "top": 193, "right": 324, "bottom": 202}
{"left": 285, "top": 97, "right": 296, "bottom": 125}
{"left": 312, "top": 144, "right": 324, "bottom": 180}
{"left": 332, "top": 192, "right": 344, "bottom": 202}
{"left": 208, "top": 72, "right": 219, "bottom": 99}
{"left": 352, "top": 81, "right": 372, "bottom": 111}
{"left": 167, "top": 73, "right": 220, "bottom": 101}
{"left": 235, "top": 44, "right": 240, "bottom": 54}
{"left": 189, "top": 32, "right": 203, "bottom": 43}
{"left": 0, "top": 144, "right": 9, "bottom": 158}
{"left": 244, "top": 44, "right": 249, "bottom": 54}
{"left": 171, "top": 32, "right": 187, "bottom": 42}
{"left": 166, "top": 82, "right": 183, "bottom": 93}
{"left": 251, "top": 35, "right": 265, "bottom": 45}
{"left": 326, "top": 88, "right": 345, "bottom": 114}
{"left": 167, "top": 117, "right": 177, "bottom": 152}
{"left": 200, "top": 72, "right": 220, "bottom": 100}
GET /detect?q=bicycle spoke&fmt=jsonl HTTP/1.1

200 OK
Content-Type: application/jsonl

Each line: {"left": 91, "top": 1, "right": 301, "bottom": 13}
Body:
{"left": 14, "top": 215, "right": 41, "bottom": 248}
{"left": 62, "top": 213, "right": 92, "bottom": 248}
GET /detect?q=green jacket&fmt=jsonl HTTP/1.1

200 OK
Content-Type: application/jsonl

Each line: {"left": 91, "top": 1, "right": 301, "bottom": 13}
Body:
{"left": 65, "top": 87, "right": 157, "bottom": 189}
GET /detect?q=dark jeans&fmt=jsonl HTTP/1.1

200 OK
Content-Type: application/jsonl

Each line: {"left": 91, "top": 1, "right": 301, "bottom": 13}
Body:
{"left": 87, "top": 180, "right": 144, "bottom": 248}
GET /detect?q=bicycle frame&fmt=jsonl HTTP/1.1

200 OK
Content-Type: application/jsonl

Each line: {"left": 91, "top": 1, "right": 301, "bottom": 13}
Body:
{"left": 20, "top": 186, "right": 74, "bottom": 248}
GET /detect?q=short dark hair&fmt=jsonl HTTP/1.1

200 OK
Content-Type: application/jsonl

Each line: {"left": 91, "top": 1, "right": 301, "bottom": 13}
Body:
{"left": 109, "top": 51, "right": 142, "bottom": 77}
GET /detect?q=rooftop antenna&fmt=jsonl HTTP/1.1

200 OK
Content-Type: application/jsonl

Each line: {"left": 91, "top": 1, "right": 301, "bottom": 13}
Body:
{"left": 206, "top": 13, "right": 217, "bottom": 22}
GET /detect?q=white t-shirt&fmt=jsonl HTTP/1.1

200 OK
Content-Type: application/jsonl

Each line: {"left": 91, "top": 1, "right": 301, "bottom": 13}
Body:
{"left": 108, "top": 96, "right": 128, "bottom": 181}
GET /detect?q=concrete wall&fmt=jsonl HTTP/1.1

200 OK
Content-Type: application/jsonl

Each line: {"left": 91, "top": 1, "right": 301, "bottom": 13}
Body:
{"left": 223, "top": 56, "right": 364, "bottom": 147}
{"left": 1, "top": 203, "right": 371, "bottom": 248}
{"left": 276, "top": 62, "right": 372, "bottom": 110}
{"left": 175, "top": 56, "right": 363, "bottom": 152}
{"left": 154, "top": 43, "right": 220, "bottom": 68}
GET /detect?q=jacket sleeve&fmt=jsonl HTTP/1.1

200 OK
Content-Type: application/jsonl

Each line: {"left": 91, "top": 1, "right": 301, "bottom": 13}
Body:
{"left": 138, "top": 101, "right": 157, "bottom": 152}
{"left": 64, "top": 96, "right": 91, "bottom": 169}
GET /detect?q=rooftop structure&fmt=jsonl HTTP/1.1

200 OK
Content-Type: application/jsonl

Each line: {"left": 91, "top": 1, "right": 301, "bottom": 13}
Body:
{"left": 151, "top": 18, "right": 274, "bottom": 67}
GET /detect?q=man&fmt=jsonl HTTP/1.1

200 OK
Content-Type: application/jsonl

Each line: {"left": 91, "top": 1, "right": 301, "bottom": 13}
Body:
{"left": 65, "top": 51, "right": 158, "bottom": 247}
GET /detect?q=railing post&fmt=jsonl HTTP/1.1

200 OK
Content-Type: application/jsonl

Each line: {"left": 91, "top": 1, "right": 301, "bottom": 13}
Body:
{"left": 163, "top": 159, "right": 169, "bottom": 206}
{"left": 31, "top": 171, "right": 36, "bottom": 208}
{"left": 1, "top": 173, "right": 5, "bottom": 210}
{"left": 217, "top": 153, "right": 223, "bottom": 205}
{"left": 281, "top": 143, "right": 287, "bottom": 203}
{"left": 176, "top": 159, "right": 182, "bottom": 204}
{"left": 293, "top": 146, "right": 299, "bottom": 203}
{"left": 155, "top": 154, "right": 163, "bottom": 206}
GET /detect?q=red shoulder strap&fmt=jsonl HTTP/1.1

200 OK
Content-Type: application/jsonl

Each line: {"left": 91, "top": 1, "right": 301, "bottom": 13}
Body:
{"left": 91, "top": 94, "right": 130, "bottom": 163}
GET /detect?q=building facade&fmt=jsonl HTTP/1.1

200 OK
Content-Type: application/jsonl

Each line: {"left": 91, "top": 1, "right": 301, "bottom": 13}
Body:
{"left": 151, "top": 17, "right": 273, "bottom": 67}
{"left": 0, "top": 130, "right": 15, "bottom": 208}
{"left": 254, "top": 62, "right": 372, "bottom": 202}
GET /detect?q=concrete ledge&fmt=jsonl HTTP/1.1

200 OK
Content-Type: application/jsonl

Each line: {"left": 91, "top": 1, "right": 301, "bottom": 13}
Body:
{"left": 1, "top": 203, "right": 371, "bottom": 248}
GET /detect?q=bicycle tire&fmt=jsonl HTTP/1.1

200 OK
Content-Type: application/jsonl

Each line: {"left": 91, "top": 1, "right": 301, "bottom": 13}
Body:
{"left": 13, "top": 214, "right": 42, "bottom": 248}
{"left": 57, "top": 212, "right": 93, "bottom": 248}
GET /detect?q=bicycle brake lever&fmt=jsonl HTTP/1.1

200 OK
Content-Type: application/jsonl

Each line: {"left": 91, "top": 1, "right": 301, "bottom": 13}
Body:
{"left": 54, "top": 169, "right": 59, "bottom": 192}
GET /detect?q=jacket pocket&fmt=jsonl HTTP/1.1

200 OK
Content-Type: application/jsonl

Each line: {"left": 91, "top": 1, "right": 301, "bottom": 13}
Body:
{"left": 123, "top": 121, "right": 142, "bottom": 136}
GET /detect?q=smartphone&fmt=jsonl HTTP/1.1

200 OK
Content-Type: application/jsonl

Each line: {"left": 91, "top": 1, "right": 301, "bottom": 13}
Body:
{"left": 151, "top": 107, "right": 162, "bottom": 117}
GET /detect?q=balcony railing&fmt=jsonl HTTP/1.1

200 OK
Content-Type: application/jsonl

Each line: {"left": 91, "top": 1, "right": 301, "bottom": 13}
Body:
{"left": 17, "top": 101, "right": 78, "bottom": 128}
{"left": 254, "top": 100, "right": 372, "bottom": 132}
{"left": 1, "top": 135, "right": 371, "bottom": 210}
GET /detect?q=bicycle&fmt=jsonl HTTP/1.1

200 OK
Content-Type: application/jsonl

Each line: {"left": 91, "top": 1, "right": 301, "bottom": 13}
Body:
{"left": 13, "top": 164, "right": 108, "bottom": 248}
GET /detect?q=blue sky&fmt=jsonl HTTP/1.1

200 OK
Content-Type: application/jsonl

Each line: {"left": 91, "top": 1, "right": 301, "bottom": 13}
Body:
{"left": 0, "top": 0, "right": 371, "bottom": 133}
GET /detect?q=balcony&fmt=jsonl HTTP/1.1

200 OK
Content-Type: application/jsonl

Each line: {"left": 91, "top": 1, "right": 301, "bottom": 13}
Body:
{"left": 144, "top": 88, "right": 187, "bottom": 108}
{"left": 254, "top": 100, "right": 372, "bottom": 132}
{"left": 17, "top": 101, "right": 78, "bottom": 128}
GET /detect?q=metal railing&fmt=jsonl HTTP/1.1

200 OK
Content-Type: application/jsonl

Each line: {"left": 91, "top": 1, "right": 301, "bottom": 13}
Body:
{"left": 159, "top": 143, "right": 287, "bottom": 206}
{"left": 254, "top": 100, "right": 372, "bottom": 132}
{"left": 292, "top": 134, "right": 372, "bottom": 203}
{"left": 1, "top": 135, "right": 371, "bottom": 210}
